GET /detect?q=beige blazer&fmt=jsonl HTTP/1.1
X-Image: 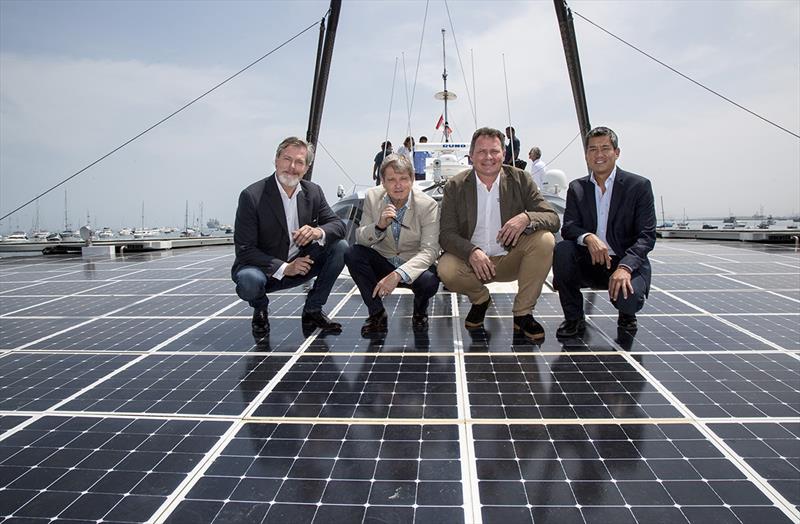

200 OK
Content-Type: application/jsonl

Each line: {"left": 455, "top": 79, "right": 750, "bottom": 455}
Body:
{"left": 355, "top": 186, "right": 440, "bottom": 282}
{"left": 439, "top": 165, "right": 561, "bottom": 261}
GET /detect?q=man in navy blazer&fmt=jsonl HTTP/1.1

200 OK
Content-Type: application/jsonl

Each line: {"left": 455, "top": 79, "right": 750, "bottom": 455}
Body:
{"left": 231, "top": 136, "right": 347, "bottom": 336}
{"left": 553, "top": 127, "right": 656, "bottom": 337}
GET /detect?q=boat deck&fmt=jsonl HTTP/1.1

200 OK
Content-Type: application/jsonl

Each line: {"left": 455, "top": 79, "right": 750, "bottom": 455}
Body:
{"left": 0, "top": 240, "right": 798, "bottom": 523}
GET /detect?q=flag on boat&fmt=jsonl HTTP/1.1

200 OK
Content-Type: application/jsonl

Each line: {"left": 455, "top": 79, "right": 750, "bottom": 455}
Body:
{"left": 435, "top": 114, "right": 444, "bottom": 130}
{"left": 444, "top": 124, "right": 452, "bottom": 137}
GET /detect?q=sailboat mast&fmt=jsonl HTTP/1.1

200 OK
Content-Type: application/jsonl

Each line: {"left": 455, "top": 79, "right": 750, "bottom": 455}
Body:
{"left": 441, "top": 29, "right": 449, "bottom": 143}
{"left": 660, "top": 196, "right": 666, "bottom": 225}
{"left": 64, "top": 190, "right": 69, "bottom": 230}
{"left": 141, "top": 202, "right": 145, "bottom": 231}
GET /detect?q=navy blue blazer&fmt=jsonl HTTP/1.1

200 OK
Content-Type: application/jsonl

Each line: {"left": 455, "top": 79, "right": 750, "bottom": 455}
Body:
{"left": 231, "top": 174, "right": 346, "bottom": 278}
{"left": 561, "top": 168, "right": 656, "bottom": 288}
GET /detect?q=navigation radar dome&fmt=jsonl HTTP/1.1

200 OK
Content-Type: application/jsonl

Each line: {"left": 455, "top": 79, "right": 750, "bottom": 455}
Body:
{"left": 542, "top": 169, "right": 568, "bottom": 197}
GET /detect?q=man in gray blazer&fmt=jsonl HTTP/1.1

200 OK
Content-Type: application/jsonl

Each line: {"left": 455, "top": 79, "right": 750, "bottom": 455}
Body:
{"left": 438, "top": 127, "right": 560, "bottom": 341}
{"left": 345, "top": 154, "right": 440, "bottom": 336}
{"left": 232, "top": 136, "right": 347, "bottom": 337}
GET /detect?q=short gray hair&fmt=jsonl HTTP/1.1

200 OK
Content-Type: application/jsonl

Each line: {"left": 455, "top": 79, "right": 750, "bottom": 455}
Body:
{"left": 275, "top": 136, "right": 315, "bottom": 166}
{"left": 585, "top": 127, "right": 618, "bottom": 149}
{"left": 379, "top": 153, "right": 414, "bottom": 179}
{"left": 528, "top": 146, "right": 542, "bottom": 161}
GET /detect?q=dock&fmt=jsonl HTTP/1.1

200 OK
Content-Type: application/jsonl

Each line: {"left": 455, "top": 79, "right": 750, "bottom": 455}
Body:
{"left": 0, "top": 235, "right": 234, "bottom": 254}
{"left": 658, "top": 228, "right": 800, "bottom": 243}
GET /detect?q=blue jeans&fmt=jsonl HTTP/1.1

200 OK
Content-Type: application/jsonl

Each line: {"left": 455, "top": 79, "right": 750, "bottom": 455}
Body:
{"left": 234, "top": 240, "right": 347, "bottom": 313}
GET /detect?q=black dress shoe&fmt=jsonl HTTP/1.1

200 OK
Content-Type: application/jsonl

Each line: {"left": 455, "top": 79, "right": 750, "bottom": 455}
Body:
{"left": 556, "top": 318, "right": 585, "bottom": 338}
{"left": 361, "top": 309, "right": 388, "bottom": 337}
{"left": 251, "top": 307, "right": 269, "bottom": 335}
{"left": 302, "top": 310, "right": 342, "bottom": 332}
{"left": 618, "top": 313, "right": 638, "bottom": 332}
{"left": 412, "top": 313, "right": 429, "bottom": 330}
{"left": 513, "top": 314, "right": 545, "bottom": 341}
{"left": 464, "top": 297, "right": 491, "bottom": 328}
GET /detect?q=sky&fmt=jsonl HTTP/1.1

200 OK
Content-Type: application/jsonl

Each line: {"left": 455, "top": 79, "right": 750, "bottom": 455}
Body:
{"left": 1, "top": 0, "right": 798, "bottom": 233}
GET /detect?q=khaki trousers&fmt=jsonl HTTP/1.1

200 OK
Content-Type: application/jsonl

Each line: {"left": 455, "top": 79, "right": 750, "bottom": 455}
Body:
{"left": 438, "top": 230, "right": 555, "bottom": 316}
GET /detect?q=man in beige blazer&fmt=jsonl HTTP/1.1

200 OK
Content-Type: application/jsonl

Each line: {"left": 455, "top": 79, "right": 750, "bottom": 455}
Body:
{"left": 439, "top": 127, "right": 560, "bottom": 341}
{"left": 345, "top": 154, "right": 441, "bottom": 336}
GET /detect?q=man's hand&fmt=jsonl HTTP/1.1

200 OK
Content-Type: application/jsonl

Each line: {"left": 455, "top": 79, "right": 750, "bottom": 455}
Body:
{"left": 497, "top": 212, "right": 531, "bottom": 247}
{"left": 585, "top": 234, "right": 612, "bottom": 268}
{"left": 284, "top": 255, "right": 313, "bottom": 277}
{"left": 377, "top": 203, "right": 397, "bottom": 230}
{"left": 468, "top": 248, "right": 496, "bottom": 282}
{"left": 372, "top": 271, "right": 401, "bottom": 299}
{"left": 292, "top": 225, "right": 323, "bottom": 247}
{"left": 609, "top": 267, "right": 633, "bottom": 301}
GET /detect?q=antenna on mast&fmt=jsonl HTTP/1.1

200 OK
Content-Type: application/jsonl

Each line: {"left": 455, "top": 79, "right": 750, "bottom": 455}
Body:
{"left": 435, "top": 28, "right": 457, "bottom": 143}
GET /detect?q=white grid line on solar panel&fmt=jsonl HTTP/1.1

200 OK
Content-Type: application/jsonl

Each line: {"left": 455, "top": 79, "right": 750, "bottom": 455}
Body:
{"left": 13, "top": 280, "right": 197, "bottom": 350}
{"left": 718, "top": 274, "right": 800, "bottom": 290}
{"left": 654, "top": 289, "right": 789, "bottom": 351}
{"left": 0, "top": 415, "right": 231, "bottom": 522}
{"left": 154, "top": 422, "right": 466, "bottom": 524}
{"left": 624, "top": 350, "right": 800, "bottom": 519}
{"left": 469, "top": 421, "right": 797, "bottom": 524}
{"left": 630, "top": 353, "right": 800, "bottom": 419}
{"left": 707, "top": 421, "right": 800, "bottom": 511}
{"left": 3, "top": 295, "right": 168, "bottom": 318}
{"left": 670, "top": 291, "right": 800, "bottom": 314}
{"left": 156, "top": 318, "right": 318, "bottom": 353}
{"left": 463, "top": 353, "right": 680, "bottom": 420}
{"left": 0, "top": 353, "right": 137, "bottom": 411}
{"left": 252, "top": 354, "right": 459, "bottom": 419}
{"left": 55, "top": 353, "right": 292, "bottom": 417}
{"left": 718, "top": 315, "right": 800, "bottom": 351}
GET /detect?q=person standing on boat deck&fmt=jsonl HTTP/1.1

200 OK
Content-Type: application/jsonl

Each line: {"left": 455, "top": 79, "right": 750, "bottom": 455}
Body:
{"left": 528, "top": 146, "right": 547, "bottom": 189}
{"left": 438, "top": 127, "right": 560, "bottom": 341}
{"left": 372, "top": 141, "right": 393, "bottom": 186}
{"left": 396, "top": 136, "right": 415, "bottom": 166}
{"left": 345, "top": 154, "right": 440, "bottom": 337}
{"left": 413, "top": 136, "right": 431, "bottom": 181}
{"left": 553, "top": 126, "right": 656, "bottom": 338}
{"left": 232, "top": 136, "right": 347, "bottom": 337}
{"left": 504, "top": 126, "right": 521, "bottom": 166}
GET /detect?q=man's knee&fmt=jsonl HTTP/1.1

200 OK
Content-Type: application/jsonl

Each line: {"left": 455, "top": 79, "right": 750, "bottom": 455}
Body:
{"left": 344, "top": 244, "right": 370, "bottom": 267}
{"left": 414, "top": 269, "right": 441, "bottom": 297}
{"left": 234, "top": 266, "right": 267, "bottom": 301}
{"left": 613, "top": 288, "right": 646, "bottom": 315}
{"left": 554, "top": 239, "right": 579, "bottom": 265}
{"left": 437, "top": 253, "right": 465, "bottom": 287}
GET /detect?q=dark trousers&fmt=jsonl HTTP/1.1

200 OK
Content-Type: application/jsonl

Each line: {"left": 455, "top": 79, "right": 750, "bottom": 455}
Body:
{"left": 234, "top": 239, "right": 347, "bottom": 312}
{"left": 344, "top": 244, "right": 440, "bottom": 316}
{"left": 553, "top": 240, "right": 647, "bottom": 320}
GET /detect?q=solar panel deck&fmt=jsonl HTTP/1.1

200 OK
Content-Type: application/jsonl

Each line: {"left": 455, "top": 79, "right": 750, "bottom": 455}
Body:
{"left": 0, "top": 240, "right": 798, "bottom": 523}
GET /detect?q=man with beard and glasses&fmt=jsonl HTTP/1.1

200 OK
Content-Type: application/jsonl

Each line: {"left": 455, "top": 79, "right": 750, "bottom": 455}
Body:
{"left": 231, "top": 136, "right": 347, "bottom": 337}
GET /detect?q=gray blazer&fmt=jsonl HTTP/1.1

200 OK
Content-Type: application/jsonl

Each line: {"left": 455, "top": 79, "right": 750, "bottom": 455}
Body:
{"left": 355, "top": 186, "right": 440, "bottom": 282}
{"left": 439, "top": 165, "right": 560, "bottom": 261}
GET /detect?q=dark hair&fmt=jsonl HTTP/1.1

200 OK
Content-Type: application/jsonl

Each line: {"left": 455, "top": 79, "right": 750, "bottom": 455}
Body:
{"left": 381, "top": 141, "right": 392, "bottom": 150}
{"left": 585, "top": 126, "right": 618, "bottom": 149}
{"left": 275, "top": 136, "right": 314, "bottom": 166}
{"left": 469, "top": 127, "right": 505, "bottom": 156}
{"left": 419, "top": 136, "right": 428, "bottom": 143}
{"left": 379, "top": 153, "right": 414, "bottom": 179}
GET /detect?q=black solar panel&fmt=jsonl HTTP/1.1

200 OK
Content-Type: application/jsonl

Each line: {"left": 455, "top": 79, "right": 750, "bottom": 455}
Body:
{"left": 0, "top": 240, "right": 798, "bottom": 523}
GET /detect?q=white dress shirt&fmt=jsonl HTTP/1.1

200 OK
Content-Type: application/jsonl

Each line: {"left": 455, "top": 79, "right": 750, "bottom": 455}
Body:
{"left": 272, "top": 177, "right": 326, "bottom": 280}
{"left": 579, "top": 167, "right": 617, "bottom": 256}
{"left": 530, "top": 158, "right": 547, "bottom": 189}
{"left": 471, "top": 174, "right": 507, "bottom": 257}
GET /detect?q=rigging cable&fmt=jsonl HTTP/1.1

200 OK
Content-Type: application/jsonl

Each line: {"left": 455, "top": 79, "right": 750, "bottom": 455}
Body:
{"left": 316, "top": 140, "right": 356, "bottom": 187}
{"left": 383, "top": 58, "right": 399, "bottom": 155}
{"left": 402, "top": 52, "right": 412, "bottom": 138}
{"left": 0, "top": 17, "right": 325, "bottom": 222}
{"left": 501, "top": 53, "right": 515, "bottom": 158}
{"left": 408, "top": 0, "right": 430, "bottom": 133}
{"left": 443, "top": 0, "right": 478, "bottom": 128}
{"left": 572, "top": 10, "right": 800, "bottom": 140}
{"left": 546, "top": 130, "right": 582, "bottom": 168}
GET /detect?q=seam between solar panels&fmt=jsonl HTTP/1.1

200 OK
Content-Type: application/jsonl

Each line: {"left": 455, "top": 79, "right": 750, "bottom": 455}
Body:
{"left": 619, "top": 351, "right": 800, "bottom": 520}
{"left": 657, "top": 289, "right": 791, "bottom": 352}
{"left": 12, "top": 280, "right": 198, "bottom": 350}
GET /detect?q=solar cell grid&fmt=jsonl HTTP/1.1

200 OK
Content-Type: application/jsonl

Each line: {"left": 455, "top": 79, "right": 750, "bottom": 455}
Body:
{"left": 0, "top": 241, "right": 798, "bottom": 523}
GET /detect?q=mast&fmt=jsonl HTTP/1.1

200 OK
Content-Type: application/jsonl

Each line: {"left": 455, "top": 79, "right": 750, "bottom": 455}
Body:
{"left": 64, "top": 190, "right": 69, "bottom": 230}
{"left": 441, "top": 29, "right": 450, "bottom": 143}
{"left": 660, "top": 196, "right": 666, "bottom": 226}
{"left": 141, "top": 201, "right": 145, "bottom": 231}
{"left": 184, "top": 200, "right": 189, "bottom": 232}
{"left": 554, "top": 0, "right": 591, "bottom": 160}
{"left": 305, "top": 0, "right": 342, "bottom": 181}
